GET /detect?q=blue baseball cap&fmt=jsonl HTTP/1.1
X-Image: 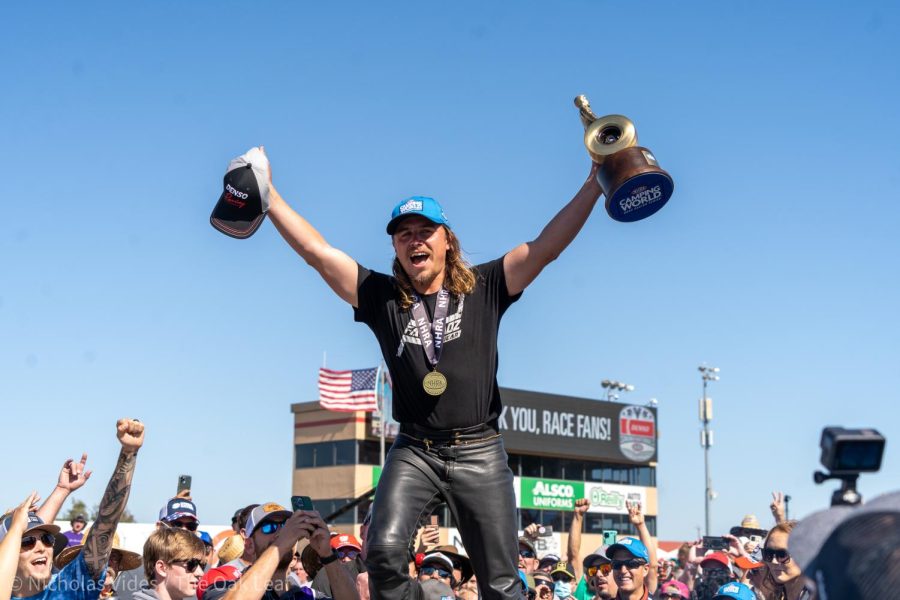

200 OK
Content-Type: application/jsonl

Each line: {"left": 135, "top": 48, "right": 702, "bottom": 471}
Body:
{"left": 0, "top": 512, "right": 61, "bottom": 544}
{"left": 386, "top": 196, "right": 449, "bottom": 235}
{"left": 158, "top": 498, "right": 198, "bottom": 523}
{"left": 605, "top": 537, "right": 649, "bottom": 562}
{"left": 199, "top": 531, "right": 213, "bottom": 546}
{"left": 712, "top": 582, "right": 755, "bottom": 600}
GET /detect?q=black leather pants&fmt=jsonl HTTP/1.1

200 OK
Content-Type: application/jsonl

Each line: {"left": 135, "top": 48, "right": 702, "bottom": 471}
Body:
{"left": 365, "top": 427, "right": 523, "bottom": 600}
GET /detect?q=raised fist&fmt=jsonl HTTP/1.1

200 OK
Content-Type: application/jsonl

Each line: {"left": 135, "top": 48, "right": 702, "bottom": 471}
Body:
{"left": 116, "top": 419, "right": 145, "bottom": 453}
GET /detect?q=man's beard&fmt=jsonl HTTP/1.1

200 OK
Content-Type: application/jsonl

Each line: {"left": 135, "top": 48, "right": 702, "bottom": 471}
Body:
{"left": 411, "top": 269, "right": 438, "bottom": 287}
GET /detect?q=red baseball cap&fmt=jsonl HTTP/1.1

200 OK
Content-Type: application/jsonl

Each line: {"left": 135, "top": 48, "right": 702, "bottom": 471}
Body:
{"left": 330, "top": 533, "right": 362, "bottom": 551}
{"left": 700, "top": 552, "right": 731, "bottom": 570}
{"left": 734, "top": 555, "right": 763, "bottom": 571}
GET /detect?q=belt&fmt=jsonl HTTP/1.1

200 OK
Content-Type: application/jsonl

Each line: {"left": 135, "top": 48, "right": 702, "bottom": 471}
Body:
{"left": 399, "top": 421, "right": 500, "bottom": 450}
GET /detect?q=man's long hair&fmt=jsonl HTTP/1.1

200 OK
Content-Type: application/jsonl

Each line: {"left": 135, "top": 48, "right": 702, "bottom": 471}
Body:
{"left": 392, "top": 226, "right": 476, "bottom": 309}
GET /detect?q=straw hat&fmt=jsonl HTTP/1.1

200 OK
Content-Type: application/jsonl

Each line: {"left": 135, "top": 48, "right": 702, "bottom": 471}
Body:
{"left": 740, "top": 514, "right": 762, "bottom": 530}
{"left": 217, "top": 534, "right": 244, "bottom": 564}
{"left": 55, "top": 531, "right": 142, "bottom": 572}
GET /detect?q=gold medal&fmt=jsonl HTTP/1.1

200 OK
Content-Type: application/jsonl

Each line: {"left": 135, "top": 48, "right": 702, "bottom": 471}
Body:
{"left": 422, "top": 371, "right": 447, "bottom": 396}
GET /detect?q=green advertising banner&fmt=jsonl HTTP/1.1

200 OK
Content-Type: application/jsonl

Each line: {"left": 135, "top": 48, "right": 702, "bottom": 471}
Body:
{"left": 520, "top": 477, "right": 584, "bottom": 511}
{"left": 373, "top": 466, "right": 382, "bottom": 487}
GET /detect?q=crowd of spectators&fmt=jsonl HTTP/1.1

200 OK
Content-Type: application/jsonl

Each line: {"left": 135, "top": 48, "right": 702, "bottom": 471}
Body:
{"left": 2, "top": 419, "right": 897, "bottom": 600}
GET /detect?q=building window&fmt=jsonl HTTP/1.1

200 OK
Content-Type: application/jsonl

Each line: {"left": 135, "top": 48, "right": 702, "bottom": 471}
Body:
{"left": 335, "top": 441, "right": 356, "bottom": 465}
{"left": 542, "top": 457, "right": 563, "bottom": 479}
{"left": 560, "top": 459, "right": 585, "bottom": 481}
{"left": 358, "top": 441, "right": 382, "bottom": 465}
{"left": 520, "top": 455, "right": 542, "bottom": 477}
{"left": 295, "top": 441, "right": 358, "bottom": 468}
{"left": 507, "top": 453, "right": 656, "bottom": 487}
{"left": 315, "top": 498, "right": 356, "bottom": 524}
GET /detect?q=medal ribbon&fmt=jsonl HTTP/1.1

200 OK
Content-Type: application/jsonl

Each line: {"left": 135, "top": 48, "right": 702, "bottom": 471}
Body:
{"left": 410, "top": 288, "right": 451, "bottom": 368}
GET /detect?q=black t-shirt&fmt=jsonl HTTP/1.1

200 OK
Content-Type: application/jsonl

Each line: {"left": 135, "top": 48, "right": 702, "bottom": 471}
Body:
{"left": 354, "top": 257, "right": 521, "bottom": 429}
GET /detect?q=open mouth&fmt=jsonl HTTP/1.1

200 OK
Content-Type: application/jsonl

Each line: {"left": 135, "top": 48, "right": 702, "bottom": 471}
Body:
{"left": 31, "top": 557, "right": 49, "bottom": 568}
{"left": 409, "top": 252, "right": 429, "bottom": 267}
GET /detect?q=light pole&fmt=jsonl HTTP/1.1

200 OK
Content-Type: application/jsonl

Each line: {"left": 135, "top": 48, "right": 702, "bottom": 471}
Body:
{"left": 698, "top": 365, "right": 720, "bottom": 536}
{"left": 601, "top": 379, "right": 634, "bottom": 401}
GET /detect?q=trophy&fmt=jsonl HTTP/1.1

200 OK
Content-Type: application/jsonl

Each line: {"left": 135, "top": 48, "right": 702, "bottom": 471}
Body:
{"left": 575, "top": 95, "right": 673, "bottom": 222}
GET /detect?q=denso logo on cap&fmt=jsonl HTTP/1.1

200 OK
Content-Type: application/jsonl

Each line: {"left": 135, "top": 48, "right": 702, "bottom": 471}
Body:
{"left": 399, "top": 199, "right": 423, "bottom": 214}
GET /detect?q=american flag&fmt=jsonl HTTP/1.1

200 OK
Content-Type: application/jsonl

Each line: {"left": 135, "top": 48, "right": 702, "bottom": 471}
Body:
{"left": 318, "top": 367, "right": 379, "bottom": 412}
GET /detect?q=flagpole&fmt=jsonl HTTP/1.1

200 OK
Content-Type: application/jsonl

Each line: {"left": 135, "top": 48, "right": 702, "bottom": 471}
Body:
{"left": 379, "top": 362, "right": 386, "bottom": 466}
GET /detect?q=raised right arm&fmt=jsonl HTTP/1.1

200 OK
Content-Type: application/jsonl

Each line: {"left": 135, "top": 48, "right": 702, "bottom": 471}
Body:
{"left": 568, "top": 498, "right": 590, "bottom": 580}
{"left": 268, "top": 185, "right": 360, "bottom": 307}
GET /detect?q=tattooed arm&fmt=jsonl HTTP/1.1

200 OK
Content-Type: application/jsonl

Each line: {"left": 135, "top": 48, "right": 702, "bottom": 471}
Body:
{"left": 82, "top": 419, "right": 145, "bottom": 581}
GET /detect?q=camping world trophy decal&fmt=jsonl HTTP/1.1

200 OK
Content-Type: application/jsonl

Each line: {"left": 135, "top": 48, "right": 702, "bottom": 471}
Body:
{"left": 618, "top": 405, "right": 656, "bottom": 461}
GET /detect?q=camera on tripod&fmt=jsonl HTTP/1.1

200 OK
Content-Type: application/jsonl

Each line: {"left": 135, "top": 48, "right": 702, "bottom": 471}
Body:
{"left": 813, "top": 427, "right": 886, "bottom": 506}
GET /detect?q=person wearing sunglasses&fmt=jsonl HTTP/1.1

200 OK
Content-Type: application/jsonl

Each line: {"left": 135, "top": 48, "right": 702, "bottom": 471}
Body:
{"left": 157, "top": 499, "right": 200, "bottom": 533}
{"left": 3, "top": 418, "right": 144, "bottom": 600}
{"left": 330, "top": 535, "right": 362, "bottom": 565}
{"left": 310, "top": 534, "right": 367, "bottom": 599}
{"left": 656, "top": 580, "right": 688, "bottom": 600}
{"left": 417, "top": 553, "right": 456, "bottom": 588}
{"left": 581, "top": 549, "right": 617, "bottom": 600}
{"left": 220, "top": 503, "right": 357, "bottom": 600}
{"left": 750, "top": 521, "right": 805, "bottom": 600}
{"left": 605, "top": 538, "right": 651, "bottom": 600}
{"left": 518, "top": 539, "right": 540, "bottom": 576}
{"left": 200, "top": 503, "right": 293, "bottom": 600}
{"left": 532, "top": 573, "right": 553, "bottom": 600}
{"left": 136, "top": 527, "right": 207, "bottom": 600}
{"left": 429, "top": 544, "right": 474, "bottom": 592}
{"left": 548, "top": 562, "right": 576, "bottom": 600}
{"left": 1, "top": 493, "right": 43, "bottom": 600}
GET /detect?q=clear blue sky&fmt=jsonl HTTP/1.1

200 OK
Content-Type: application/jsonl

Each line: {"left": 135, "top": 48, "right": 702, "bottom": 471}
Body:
{"left": 2, "top": 1, "right": 898, "bottom": 541}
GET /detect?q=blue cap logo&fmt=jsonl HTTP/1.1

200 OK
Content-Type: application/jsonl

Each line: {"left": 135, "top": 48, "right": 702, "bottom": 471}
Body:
{"left": 398, "top": 199, "right": 423, "bottom": 214}
{"left": 386, "top": 196, "right": 449, "bottom": 234}
{"left": 713, "top": 582, "right": 755, "bottom": 600}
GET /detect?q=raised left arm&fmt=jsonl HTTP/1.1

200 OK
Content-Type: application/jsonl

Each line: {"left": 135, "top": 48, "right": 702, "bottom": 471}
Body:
{"left": 1, "top": 493, "right": 40, "bottom": 600}
{"left": 504, "top": 163, "right": 602, "bottom": 296}
{"left": 82, "top": 419, "right": 144, "bottom": 581}
{"left": 36, "top": 453, "right": 92, "bottom": 524}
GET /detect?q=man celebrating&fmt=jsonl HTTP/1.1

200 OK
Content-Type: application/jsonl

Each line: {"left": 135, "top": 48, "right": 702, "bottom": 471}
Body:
{"left": 606, "top": 539, "right": 652, "bottom": 600}
{"left": 254, "top": 144, "right": 602, "bottom": 600}
{"left": 6, "top": 418, "right": 145, "bottom": 600}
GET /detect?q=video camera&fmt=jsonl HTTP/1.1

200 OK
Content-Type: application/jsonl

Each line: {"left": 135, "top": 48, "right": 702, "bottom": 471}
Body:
{"left": 813, "top": 427, "right": 886, "bottom": 506}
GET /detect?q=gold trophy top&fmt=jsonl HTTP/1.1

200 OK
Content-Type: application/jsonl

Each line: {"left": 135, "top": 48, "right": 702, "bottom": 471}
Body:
{"left": 574, "top": 95, "right": 600, "bottom": 129}
{"left": 574, "top": 95, "right": 637, "bottom": 163}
